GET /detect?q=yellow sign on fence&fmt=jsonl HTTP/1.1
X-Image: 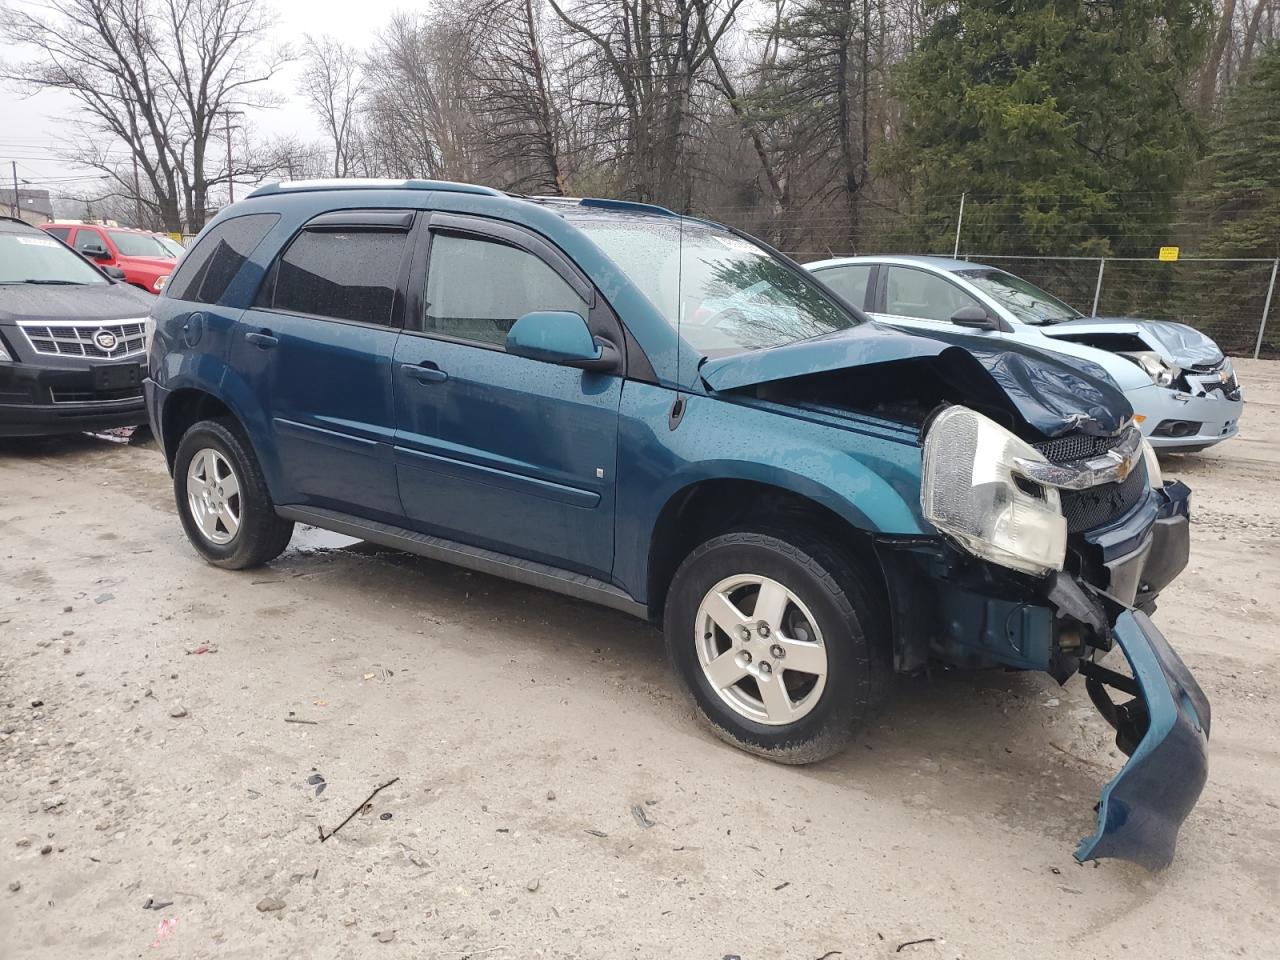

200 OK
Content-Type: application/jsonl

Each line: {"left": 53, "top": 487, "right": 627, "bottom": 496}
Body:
{"left": 1159, "top": 246, "right": 1180, "bottom": 262}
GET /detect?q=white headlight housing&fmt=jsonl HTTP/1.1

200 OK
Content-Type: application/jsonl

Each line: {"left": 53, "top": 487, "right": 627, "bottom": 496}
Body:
{"left": 1141, "top": 438, "right": 1162, "bottom": 489}
{"left": 1124, "top": 351, "right": 1179, "bottom": 387}
{"left": 921, "top": 406, "right": 1068, "bottom": 576}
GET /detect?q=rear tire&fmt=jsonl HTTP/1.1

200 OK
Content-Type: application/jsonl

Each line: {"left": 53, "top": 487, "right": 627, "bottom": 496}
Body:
{"left": 663, "top": 528, "right": 890, "bottom": 764}
{"left": 173, "top": 419, "right": 294, "bottom": 569}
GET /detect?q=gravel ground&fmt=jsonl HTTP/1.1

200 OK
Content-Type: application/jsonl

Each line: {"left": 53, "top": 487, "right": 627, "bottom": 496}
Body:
{"left": 2, "top": 359, "right": 1278, "bottom": 959}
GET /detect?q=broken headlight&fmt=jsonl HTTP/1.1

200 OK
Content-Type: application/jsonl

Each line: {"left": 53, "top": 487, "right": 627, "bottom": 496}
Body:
{"left": 921, "top": 406, "right": 1067, "bottom": 576}
{"left": 1123, "top": 351, "right": 1179, "bottom": 388}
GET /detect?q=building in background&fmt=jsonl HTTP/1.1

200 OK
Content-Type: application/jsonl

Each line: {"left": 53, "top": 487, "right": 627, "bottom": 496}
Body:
{"left": 0, "top": 187, "right": 53, "bottom": 226}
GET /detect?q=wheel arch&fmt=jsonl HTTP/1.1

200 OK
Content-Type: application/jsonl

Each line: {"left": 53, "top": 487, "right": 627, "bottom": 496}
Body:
{"left": 643, "top": 476, "right": 890, "bottom": 626}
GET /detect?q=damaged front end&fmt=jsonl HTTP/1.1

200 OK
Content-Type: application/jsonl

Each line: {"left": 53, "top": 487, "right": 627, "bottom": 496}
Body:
{"left": 876, "top": 461, "right": 1208, "bottom": 869}
{"left": 701, "top": 323, "right": 1210, "bottom": 868}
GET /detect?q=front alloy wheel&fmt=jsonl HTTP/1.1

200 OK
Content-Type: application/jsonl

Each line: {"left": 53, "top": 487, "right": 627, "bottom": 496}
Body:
{"left": 665, "top": 528, "right": 889, "bottom": 764}
{"left": 695, "top": 574, "right": 828, "bottom": 725}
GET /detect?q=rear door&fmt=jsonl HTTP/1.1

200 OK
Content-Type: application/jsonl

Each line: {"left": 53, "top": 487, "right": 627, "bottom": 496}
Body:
{"left": 230, "top": 209, "right": 414, "bottom": 522}
{"left": 392, "top": 212, "right": 622, "bottom": 577}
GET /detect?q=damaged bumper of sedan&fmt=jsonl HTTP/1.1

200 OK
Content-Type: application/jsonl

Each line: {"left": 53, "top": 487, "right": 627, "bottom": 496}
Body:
{"left": 876, "top": 423, "right": 1208, "bottom": 871}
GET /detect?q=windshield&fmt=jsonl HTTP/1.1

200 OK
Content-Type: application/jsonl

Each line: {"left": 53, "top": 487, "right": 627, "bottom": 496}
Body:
{"left": 0, "top": 231, "right": 109, "bottom": 284}
{"left": 957, "top": 268, "right": 1081, "bottom": 325}
{"left": 574, "top": 216, "right": 856, "bottom": 355}
{"left": 155, "top": 235, "right": 185, "bottom": 257}
{"left": 108, "top": 230, "right": 175, "bottom": 258}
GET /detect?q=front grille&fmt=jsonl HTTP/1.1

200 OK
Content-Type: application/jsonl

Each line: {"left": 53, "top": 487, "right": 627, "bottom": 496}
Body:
{"left": 50, "top": 385, "right": 144, "bottom": 405}
{"left": 19, "top": 320, "right": 147, "bottom": 360}
{"left": 1033, "top": 432, "right": 1124, "bottom": 465}
{"left": 1059, "top": 461, "right": 1148, "bottom": 533}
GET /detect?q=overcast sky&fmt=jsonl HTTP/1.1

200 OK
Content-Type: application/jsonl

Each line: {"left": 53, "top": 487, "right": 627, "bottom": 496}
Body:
{"left": 0, "top": 0, "right": 414, "bottom": 201}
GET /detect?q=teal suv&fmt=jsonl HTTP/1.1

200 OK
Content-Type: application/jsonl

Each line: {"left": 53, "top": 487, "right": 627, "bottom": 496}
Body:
{"left": 143, "top": 180, "right": 1209, "bottom": 868}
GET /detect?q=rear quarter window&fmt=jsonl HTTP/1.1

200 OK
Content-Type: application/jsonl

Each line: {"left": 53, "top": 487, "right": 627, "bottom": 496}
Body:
{"left": 167, "top": 213, "right": 280, "bottom": 305}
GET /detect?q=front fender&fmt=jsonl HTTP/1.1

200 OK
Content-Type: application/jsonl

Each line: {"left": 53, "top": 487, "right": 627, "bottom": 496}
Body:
{"left": 614, "top": 381, "right": 925, "bottom": 601}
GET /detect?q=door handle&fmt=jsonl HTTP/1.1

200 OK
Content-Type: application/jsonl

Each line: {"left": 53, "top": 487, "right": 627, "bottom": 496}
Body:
{"left": 401, "top": 362, "right": 448, "bottom": 384}
{"left": 245, "top": 330, "right": 278, "bottom": 349}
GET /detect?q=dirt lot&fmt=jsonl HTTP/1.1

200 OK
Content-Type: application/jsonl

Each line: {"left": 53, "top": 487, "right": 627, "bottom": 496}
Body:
{"left": 2, "top": 360, "right": 1278, "bottom": 960}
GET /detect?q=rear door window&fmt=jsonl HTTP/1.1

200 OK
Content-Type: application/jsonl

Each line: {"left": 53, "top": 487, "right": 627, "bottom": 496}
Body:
{"left": 167, "top": 213, "right": 280, "bottom": 305}
{"left": 44, "top": 226, "right": 71, "bottom": 243}
{"left": 816, "top": 264, "right": 873, "bottom": 309}
{"left": 259, "top": 227, "right": 410, "bottom": 327}
{"left": 424, "top": 233, "right": 587, "bottom": 347}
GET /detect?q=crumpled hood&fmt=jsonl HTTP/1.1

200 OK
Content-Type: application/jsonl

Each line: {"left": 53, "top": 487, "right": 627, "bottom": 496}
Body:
{"left": 700, "top": 321, "right": 1132, "bottom": 438}
{"left": 0, "top": 282, "right": 153, "bottom": 324}
{"left": 1042, "top": 317, "right": 1224, "bottom": 368}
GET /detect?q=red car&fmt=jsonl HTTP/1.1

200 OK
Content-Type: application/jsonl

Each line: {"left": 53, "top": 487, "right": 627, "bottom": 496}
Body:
{"left": 41, "top": 222, "right": 175, "bottom": 294}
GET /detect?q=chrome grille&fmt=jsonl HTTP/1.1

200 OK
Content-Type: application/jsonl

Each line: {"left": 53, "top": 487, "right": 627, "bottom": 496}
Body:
{"left": 18, "top": 319, "right": 147, "bottom": 359}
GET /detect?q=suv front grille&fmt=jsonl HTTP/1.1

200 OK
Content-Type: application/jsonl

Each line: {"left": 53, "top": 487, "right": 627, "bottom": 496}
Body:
{"left": 19, "top": 320, "right": 147, "bottom": 360}
{"left": 1034, "top": 432, "right": 1124, "bottom": 464}
{"left": 1057, "top": 462, "right": 1148, "bottom": 533}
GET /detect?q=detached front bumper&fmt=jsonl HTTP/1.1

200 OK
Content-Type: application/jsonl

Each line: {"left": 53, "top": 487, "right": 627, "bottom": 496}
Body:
{"left": 1075, "top": 609, "right": 1210, "bottom": 868}
{"left": 876, "top": 480, "right": 1208, "bottom": 868}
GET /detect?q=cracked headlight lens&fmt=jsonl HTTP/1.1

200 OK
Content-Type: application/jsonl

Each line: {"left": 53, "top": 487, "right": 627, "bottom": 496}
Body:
{"left": 921, "top": 406, "right": 1067, "bottom": 576}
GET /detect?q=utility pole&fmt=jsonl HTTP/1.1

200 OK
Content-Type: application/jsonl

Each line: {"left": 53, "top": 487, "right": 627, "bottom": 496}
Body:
{"left": 10, "top": 161, "right": 18, "bottom": 218}
{"left": 225, "top": 111, "right": 234, "bottom": 204}
{"left": 132, "top": 153, "right": 144, "bottom": 227}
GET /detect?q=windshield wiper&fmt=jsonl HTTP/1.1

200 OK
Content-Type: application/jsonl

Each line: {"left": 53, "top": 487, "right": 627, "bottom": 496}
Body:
{"left": 10, "top": 279, "right": 86, "bottom": 285}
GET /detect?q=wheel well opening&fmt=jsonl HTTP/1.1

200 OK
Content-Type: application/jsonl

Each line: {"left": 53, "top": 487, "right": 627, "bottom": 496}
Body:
{"left": 161, "top": 389, "right": 233, "bottom": 469}
{"left": 645, "top": 479, "right": 885, "bottom": 623}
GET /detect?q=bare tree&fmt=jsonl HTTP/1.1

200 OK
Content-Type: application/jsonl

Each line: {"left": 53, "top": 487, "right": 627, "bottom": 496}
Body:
{"left": 2, "top": 0, "right": 289, "bottom": 231}
{"left": 299, "top": 34, "right": 366, "bottom": 177}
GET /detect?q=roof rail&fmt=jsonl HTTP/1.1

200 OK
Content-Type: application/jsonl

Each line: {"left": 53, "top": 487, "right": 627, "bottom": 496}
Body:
{"left": 247, "top": 179, "right": 503, "bottom": 199}
{"left": 576, "top": 197, "right": 677, "bottom": 217}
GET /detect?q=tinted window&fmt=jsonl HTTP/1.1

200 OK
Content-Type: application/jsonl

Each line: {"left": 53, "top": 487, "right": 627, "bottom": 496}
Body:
{"left": 44, "top": 226, "right": 71, "bottom": 242}
{"left": 817, "top": 264, "right": 872, "bottom": 309}
{"left": 883, "top": 266, "right": 981, "bottom": 322}
{"left": 263, "top": 228, "right": 408, "bottom": 326}
{"left": 73, "top": 229, "right": 105, "bottom": 253}
{"left": 425, "top": 233, "right": 586, "bottom": 346}
{"left": 168, "top": 214, "right": 279, "bottom": 305}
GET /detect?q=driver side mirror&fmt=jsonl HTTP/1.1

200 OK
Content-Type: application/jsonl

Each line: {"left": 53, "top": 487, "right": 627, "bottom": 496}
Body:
{"left": 81, "top": 243, "right": 110, "bottom": 260}
{"left": 950, "top": 305, "right": 999, "bottom": 330}
{"left": 101, "top": 266, "right": 126, "bottom": 280}
{"left": 506, "top": 311, "right": 620, "bottom": 372}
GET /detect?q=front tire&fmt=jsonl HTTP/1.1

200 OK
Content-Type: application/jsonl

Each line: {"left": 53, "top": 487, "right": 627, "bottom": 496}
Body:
{"left": 173, "top": 419, "right": 294, "bottom": 569}
{"left": 664, "top": 529, "right": 890, "bottom": 764}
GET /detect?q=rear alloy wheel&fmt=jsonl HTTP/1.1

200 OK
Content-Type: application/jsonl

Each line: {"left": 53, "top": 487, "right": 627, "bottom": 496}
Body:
{"left": 173, "top": 419, "right": 294, "bottom": 569}
{"left": 665, "top": 529, "right": 889, "bottom": 764}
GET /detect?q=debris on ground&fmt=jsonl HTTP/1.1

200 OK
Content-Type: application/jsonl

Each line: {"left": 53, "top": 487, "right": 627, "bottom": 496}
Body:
{"left": 149, "top": 917, "right": 178, "bottom": 947}
{"left": 168, "top": 705, "right": 187, "bottom": 719}
{"left": 318, "top": 777, "right": 400, "bottom": 842}
{"left": 142, "top": 897, "right": 173, "bottom": 911}
{"left": 374, "top": 929, "right": 395, "bottom": 943}
{"left": 545, "top": 790, "right": 556, "bottom": 801}
{"left": 306, "top": 773, "right": 326, "bottom": 797}
{"left": 585, "top": 829, "right": 608, "bottom": 838}
{"left": 256, "top": 896, "right": 286, "bottom": 912}
{"left": 94, "top": 593, "right": 114, "bottom": 605}
{"left": 631, "top": 804, "right": 656, "bottom": 828}
{"left": 896, "top": 938, "right": 937, "bottom": 952}
{"left": 526, "top": 878, "right": 540, "bottom": 892}
{"left": 8, "top": 881, "right": 20, "bottom": 892}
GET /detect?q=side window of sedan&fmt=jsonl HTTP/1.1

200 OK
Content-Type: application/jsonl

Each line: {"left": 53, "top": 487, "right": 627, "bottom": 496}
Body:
{"left": 817, "top": 264, "right": 873, "bottom": 309}
{"left": 883, "top": 266, "right": 981, "bottom": 323}
{"left": 424, "top": 232, "right": 587, "bottom": 347}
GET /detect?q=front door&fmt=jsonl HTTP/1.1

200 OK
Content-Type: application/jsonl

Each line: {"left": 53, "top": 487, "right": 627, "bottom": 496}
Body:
{"left": 872, "top": 264, "right": 998, "bottom": 337}
{"left": 393, "top": 214, "right": 622, "bottom": 578}
{"left": 231, "top": 210, "right": 415, "bottom": 522}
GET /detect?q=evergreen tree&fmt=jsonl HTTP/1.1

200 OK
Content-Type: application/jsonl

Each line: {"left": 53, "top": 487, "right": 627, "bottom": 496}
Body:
{"left": 883, "top": 0, "right": 1211, "bottom": 256}
{"left": 1200, "top": 47, "right": 1280, "bottom": 258}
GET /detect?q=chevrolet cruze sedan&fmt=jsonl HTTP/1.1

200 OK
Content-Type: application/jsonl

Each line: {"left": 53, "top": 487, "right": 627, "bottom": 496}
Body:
{"left": 806, "top": 255, "right": 1244, "bottom": 451}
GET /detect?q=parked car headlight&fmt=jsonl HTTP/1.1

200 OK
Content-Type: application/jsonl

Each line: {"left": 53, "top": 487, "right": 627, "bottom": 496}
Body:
{"left": 153, "top": 274, "right": 169, "bottom": 292}
{"left": 1141, "top": 438, "right": 1163, "bottom": 488}
{"left": 1124, "top": 351, "right": 1179, "bottom": 387}
{"left": 921, "top": 406, "right": 1067, "bottom": 576}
